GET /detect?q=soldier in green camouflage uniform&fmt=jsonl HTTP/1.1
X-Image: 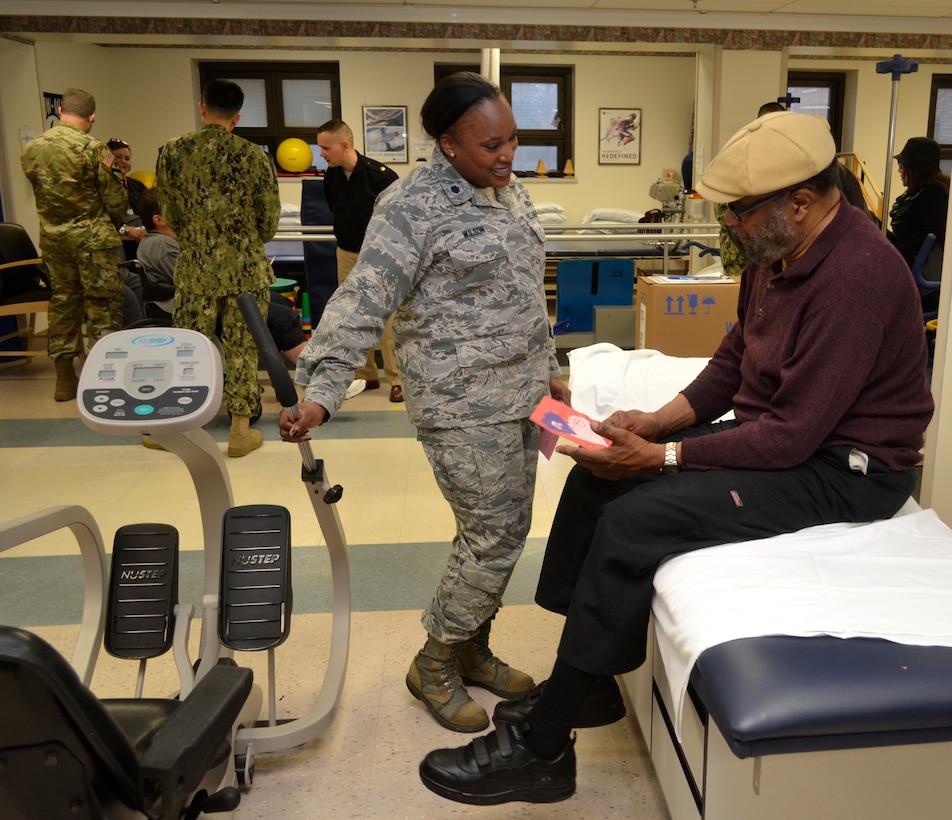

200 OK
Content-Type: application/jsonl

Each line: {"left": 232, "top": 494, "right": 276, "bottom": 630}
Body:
{"left": 157, "top": 79, "right": 280, "bottom": 457}
{"left": 715, "top": 202, "right": 747, "bottom": 279}
{"left": 281, "top": 73, "right": 571, "bottom": 733}
{"left": 20, "top": 87, "right": 128, "bottom": 401}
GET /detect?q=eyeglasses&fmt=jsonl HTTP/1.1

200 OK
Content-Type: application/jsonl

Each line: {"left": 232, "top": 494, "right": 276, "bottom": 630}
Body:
{"left": 108, "top": 139, "right": 130, "bottom": 149}
{"left": 726, "top": 189, "right": 789, "bottom": 221}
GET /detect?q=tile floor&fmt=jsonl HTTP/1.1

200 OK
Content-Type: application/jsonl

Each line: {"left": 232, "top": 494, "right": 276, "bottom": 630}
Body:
{"left": 0, "top": 352, "right": 671, "bottom": 819}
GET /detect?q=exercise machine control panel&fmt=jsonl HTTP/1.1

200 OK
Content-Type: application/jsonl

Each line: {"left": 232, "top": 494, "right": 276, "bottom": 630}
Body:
{"left": 79, "top": 328, "right": 223, "bottom": 435}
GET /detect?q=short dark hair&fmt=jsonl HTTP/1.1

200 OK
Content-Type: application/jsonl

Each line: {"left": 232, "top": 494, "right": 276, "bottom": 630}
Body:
{"left": 420, "top": 72, "right": 503, "bottom": 139}
{"left": 758, "top": 101, "right": 786, "bottom": 117}
{"left": 202, "top": 79, "right": 244, "bottom": 118}
{"left": 317, "top": 119, "right": 354, "bottom": 142}
{"left": 60, "top": 88, "right": 96, "bottom": 119}
{"left": 136, "top": 188, "right": 162, "bottom": 230}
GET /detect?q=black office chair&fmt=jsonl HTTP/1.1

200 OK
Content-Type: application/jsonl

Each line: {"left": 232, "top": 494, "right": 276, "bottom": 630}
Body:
{"left": 301, "top": 179, "right": 338, "bottom": 325}
{"left": 910, "top": 232, "right": 940, "bottom": 322}
{"left": 0, "top": 222, "right": 53, "bottom": 361}
{"left": 0, "top": 625, "right": 253, "bottom": 820}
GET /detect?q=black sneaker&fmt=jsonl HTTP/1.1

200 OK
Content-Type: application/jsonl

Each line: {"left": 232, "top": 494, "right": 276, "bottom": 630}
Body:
{"left": 420, "top": 721, "right": 575, "bottom": 805}
{"left": 493, "top": 677, "right": 627, "bottom": 728}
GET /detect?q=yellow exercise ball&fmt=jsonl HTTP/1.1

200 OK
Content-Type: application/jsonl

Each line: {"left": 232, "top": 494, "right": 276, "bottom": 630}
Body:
{"left": 129, "top": 171, "right": 157, "bottom": 189}
{"left": 276, "top": 138, "right": 313, "bottom": 173}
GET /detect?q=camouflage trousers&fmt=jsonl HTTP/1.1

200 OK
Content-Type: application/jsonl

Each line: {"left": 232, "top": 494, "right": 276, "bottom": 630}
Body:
{"left": 41, "top": 244, "right": 123, "bottom": 360}
{"left": 173, "top": 288, "right": 268, "bottom": 417}
{"left": 418, "top": 418, "right": 540, "bottom": 644}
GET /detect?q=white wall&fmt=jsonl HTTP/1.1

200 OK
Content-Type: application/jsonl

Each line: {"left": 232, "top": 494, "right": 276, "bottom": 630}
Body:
{"left": 0, "top": 39, "right": 43, "bottom": 236}
{"left": 0, "top": 41, "right": 942, "bottom": 233}
{"left": 1, "top": 43, "right": 696, "bottom": 227}
{"left": 716, "top": 50, "right": 787, "bottom": 148}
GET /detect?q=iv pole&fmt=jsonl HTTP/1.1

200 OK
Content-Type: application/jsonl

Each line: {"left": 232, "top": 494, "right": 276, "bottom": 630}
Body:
{"left": 876, "top": 54, "right": 919, "bottom": 235}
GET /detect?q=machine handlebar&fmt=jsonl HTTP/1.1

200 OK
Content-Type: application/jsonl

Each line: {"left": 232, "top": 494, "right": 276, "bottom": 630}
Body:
{"left": 236, "top": 292, "right": 300, "bottom": 412}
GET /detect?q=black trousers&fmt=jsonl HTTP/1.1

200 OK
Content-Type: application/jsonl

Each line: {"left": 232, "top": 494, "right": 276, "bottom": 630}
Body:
{"left": 536, "top": 422, "right": 917, "bottom": 677}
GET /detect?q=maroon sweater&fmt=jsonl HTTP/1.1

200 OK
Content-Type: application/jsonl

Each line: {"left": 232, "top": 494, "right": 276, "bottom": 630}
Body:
{"left": 681, "top": 195, "right": 934, "bottom": 471}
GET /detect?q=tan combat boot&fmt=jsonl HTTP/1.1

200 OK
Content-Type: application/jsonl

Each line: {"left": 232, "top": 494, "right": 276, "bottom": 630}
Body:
{"left": 227, "top": 413, "right": 262, "bottom": 458}
{"left": 54, "top": 357, "right": 78, "bottom": 402}
{"left": 406, "top": 635, "right": 489, "bottom": 733}
{"left": 457, "top": 616, "right": 535, "bottom": 698}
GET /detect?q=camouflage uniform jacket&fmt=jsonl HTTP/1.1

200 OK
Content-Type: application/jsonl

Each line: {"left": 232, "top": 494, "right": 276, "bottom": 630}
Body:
{"left": 20, "top": 120, "right": 127, "bottom": 251}
{"left": 157, "top": 123, "right": 280, "bottom": 297}
{"left": 715, "top": 202, "right": 747, "bottom": 279}
{"left": 298, "top": 148, "right": 561, "bottom": 429}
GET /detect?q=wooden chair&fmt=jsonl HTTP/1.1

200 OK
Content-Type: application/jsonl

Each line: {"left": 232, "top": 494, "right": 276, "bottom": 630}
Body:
{"left": 0, "top": 222, "right": 52, "bottom": 362}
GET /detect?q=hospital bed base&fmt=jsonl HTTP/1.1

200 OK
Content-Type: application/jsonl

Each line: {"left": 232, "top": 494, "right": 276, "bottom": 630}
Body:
{"left": 622, "top": 621, "right": 952, "bottom": 820}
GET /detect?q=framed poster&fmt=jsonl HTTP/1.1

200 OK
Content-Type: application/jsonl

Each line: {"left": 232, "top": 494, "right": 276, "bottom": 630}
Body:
{"left": 599, "top": 108, "right": 641, "bottom": 165}
{"left": 362, "top": 106, "right": 408, "bottom": 164}
{"left": 43, "top": 92, "right": 64, "bottom": 130}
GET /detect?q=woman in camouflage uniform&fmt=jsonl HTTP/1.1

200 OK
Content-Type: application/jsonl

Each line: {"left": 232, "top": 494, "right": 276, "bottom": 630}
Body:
{"left": 281, "top": 73, "right": 570, "bottom": 732}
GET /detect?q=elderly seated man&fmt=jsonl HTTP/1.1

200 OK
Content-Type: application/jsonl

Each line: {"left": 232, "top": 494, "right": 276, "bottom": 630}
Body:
{"left": 418, "top": 111, "right": 934, "bottom": 805}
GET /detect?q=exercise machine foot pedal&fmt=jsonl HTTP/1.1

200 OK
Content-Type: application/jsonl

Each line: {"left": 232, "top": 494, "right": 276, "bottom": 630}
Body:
{"left": 105, "top": 523, "right": 179, "bottom": 659}
{"left": 219, "top": 504, "right": 292, "bottom": 651}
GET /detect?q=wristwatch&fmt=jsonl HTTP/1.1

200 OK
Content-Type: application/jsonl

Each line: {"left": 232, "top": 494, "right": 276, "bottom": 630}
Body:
{"left": 661, "top": 441, "right": 681, "bottom": 473}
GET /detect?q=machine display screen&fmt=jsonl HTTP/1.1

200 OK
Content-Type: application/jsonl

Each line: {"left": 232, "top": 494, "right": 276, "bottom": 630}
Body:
{"left": 133, "top": 365, "right": 166, "bottom": 380}
{"left": 105, "top": 351, "right": 128, "bottom": 359}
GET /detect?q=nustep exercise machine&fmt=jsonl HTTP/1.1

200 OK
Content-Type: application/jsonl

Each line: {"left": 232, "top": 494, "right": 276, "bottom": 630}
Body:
{"left": 77, "top": 322, "right": 351, "bottom": 769}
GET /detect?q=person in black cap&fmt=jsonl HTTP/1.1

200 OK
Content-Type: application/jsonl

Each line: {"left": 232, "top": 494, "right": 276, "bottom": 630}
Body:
{"left": 888, "top": 136, "right": 949, "bottom": 311}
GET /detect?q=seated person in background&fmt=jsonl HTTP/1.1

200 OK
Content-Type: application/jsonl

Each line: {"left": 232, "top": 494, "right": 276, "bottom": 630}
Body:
{"left": 107, "top": 139, "right": 148, "bottom": 321}
{"left": 888, "top": 136, "right": 950, "bottom": 314}
{"left": 107, "top": 138, "right": 147, "bottom": 214}
{"left": 135, "top": 189, "right": 307, "bottom": 364}
{"left": 418, "top": 111, "right": 934, "bottom": 806}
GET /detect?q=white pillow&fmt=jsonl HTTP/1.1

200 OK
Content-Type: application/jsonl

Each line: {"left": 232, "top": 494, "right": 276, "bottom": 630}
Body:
{"left": 538, "top": 211, "right": 567, "bottom": 224}
{"left": 533, "top": 201, "right": 565, "bottom": 214}
{"left": 582, "top": 207, "right": 644, "bottom": 224}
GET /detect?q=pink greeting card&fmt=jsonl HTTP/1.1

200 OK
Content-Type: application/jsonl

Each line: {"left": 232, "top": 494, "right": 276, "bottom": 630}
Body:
{"left": 530, "top": 396, "right": 611, "bottom": 459}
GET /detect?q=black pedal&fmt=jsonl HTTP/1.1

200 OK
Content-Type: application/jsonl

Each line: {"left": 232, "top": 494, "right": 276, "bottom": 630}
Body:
{"left": 219, "top": 505, "right": 292, "bottom": 651}
{"left": 105, "top": 523, "right": 179, "bottom": 660}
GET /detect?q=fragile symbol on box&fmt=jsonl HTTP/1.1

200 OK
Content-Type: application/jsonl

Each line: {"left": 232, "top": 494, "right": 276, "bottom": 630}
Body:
{"left": 664, "top": 293, "right": 718, "bottom": 316}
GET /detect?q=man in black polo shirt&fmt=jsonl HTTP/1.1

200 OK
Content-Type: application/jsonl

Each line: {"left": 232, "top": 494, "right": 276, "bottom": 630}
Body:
{"left": 317, "top": 119, "right": 403, "bottom": 402}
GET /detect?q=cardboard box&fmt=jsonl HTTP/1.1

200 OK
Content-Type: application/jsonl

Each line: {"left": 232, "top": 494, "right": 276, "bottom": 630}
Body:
{"left": 636, "top": 275, "right": 739, "bottom": 358}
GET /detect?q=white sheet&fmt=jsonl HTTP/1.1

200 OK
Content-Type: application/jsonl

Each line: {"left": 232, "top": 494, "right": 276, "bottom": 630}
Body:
{"left": 567, "top": 344, "right": 729, "bottom": 422}
{"left": 652, "top": 508, "right": 952, "bottom": 738}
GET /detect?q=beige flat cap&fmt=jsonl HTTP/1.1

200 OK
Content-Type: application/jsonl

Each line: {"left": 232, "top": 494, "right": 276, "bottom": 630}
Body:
{"left": 696, "top": 111, "right": 836, "bottom": 203}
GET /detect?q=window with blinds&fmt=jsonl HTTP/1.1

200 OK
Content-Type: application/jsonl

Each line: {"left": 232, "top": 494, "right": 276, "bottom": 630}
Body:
{"left": 198, "top": 61, "right": 341, "bottom": 170}
{"left": 434, "top": 64, "right": 574, "bottom": 175}
{"left": 929, "top": 77, "right": 952, "bottom": 176}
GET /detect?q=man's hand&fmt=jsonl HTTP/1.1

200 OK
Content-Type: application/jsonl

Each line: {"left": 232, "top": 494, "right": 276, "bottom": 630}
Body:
{"left": 556, "top": 418, "right": 664, "bottom": 480}
{"left": 600, "top": 409, "right": 663, "bottom": 441}
{"left": 279, "top": 401, "right": 328, "bottom": 442}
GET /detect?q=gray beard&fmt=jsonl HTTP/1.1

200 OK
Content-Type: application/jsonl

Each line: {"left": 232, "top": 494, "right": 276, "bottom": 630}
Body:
{"left": 728, "top": 205, "right": 798, "bottom": 266}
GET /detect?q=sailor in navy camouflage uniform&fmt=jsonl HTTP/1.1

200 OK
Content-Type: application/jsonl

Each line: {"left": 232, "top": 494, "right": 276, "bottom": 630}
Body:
{"left": 157, "top": 79, "right": 280, "bottom": 458}
{"left": 283, "top": 73, "right": 570, "bottom": 733}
